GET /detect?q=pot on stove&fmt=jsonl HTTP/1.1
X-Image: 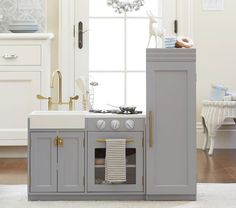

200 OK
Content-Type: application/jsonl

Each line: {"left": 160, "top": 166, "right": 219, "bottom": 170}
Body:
{"left": 107, "top": 104, "right": 137, "bottom": 114}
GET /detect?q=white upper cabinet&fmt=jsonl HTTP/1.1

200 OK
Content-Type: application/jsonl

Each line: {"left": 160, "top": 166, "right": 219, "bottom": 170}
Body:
{"left": 0, "top": 33, "right": 54, "bottom": 146}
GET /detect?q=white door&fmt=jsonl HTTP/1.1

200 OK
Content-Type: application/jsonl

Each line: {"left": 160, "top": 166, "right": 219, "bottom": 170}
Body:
{"left": 75, "top": 0, "right": 177, "bottom": 111}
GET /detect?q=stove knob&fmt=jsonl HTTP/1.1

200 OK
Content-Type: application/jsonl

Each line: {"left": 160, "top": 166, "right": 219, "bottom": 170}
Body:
{"left": 111, "top": 120, "right": 120, "bottom": 130}
{"left": 97, "top": 120, "right": 106, "bottom": 130}
{"left": 125, "top": 119, "right": 135, "bottom": 130}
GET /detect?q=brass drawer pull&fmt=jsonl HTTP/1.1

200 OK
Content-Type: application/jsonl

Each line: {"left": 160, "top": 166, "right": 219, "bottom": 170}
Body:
{"left": 149, "top": 111, "right": 153, "bottom": 147}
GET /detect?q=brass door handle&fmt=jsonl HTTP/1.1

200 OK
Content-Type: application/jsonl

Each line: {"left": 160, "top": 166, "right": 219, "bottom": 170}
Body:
{"left": 149, "top": 111, "right": 153, "bottom": 147}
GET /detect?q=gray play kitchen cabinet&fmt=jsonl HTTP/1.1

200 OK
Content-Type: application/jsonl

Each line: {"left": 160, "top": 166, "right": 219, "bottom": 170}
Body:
{"left": 28, "top": 49, "right": 196, "bottom": 201}
{"left": 28, "top": 113, "right": 146, "bottom": 200}
{"left": 146, "top": 49, "right": 196, "bottom": 200}
{"left": 30, "top": 131, "right": 84, "bottom": 193}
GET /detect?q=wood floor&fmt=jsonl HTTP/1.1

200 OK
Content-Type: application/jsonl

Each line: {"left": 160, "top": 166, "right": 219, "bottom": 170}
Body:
{"left": 198, "top": 149, "right": 236, "bottom": 183}
{"left": 1, "top": 149, "right": 236, "bottom": 184}
{"left": 0, "top": 158, "right": 27, "bottom": 184}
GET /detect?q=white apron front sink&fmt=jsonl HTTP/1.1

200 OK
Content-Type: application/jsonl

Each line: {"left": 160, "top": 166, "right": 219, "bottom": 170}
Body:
{"left": 29, "top": 111, "right": 86, "bottom": 129}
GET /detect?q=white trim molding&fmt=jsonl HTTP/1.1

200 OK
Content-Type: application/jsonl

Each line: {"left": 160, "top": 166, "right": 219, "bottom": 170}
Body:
{"left": 177, "top": 0, "right": 194, "bottom": 38}
{"left": 0, "top": 146, "right": 27, "bottom": 158}
{"left": 0, "top": 129, "right": 27, "bottom": 146}
{"left": 0, "top": 33, "right": 54, "bottom": 40}
{"left": 59, "top": 0, "right": 75, "bottom": 103}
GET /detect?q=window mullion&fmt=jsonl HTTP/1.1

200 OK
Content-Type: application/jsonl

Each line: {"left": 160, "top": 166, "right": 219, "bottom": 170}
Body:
{"left": 124, "top": 12, "right": 127, "bottom": 105}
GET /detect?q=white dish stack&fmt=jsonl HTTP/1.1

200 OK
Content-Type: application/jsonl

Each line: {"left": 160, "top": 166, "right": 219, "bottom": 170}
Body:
{"left": 8, "top": 20, "right": 39, "bottom": 33}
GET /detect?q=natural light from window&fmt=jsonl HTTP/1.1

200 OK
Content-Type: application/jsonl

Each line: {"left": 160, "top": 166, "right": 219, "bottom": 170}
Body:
{"left": 88, "top": 0, "right": 162, "bottom": 111}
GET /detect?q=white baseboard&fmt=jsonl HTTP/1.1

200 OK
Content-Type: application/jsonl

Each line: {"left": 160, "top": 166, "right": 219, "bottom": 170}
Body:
{"left": 0, "top": 146, "right": 27, "bottom": 158}
{"left": 197, "top": 122, "right": 236, "bottom": 149}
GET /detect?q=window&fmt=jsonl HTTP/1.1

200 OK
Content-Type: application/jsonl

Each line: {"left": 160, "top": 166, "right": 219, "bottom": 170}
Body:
{"left": 86, "top": 0, "right": 173, "bottom": 111}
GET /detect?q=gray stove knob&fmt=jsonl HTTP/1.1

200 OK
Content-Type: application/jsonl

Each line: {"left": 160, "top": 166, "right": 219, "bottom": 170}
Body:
{"left": 125, "top": 119, "right": 135, "bottom": 129}
{"left": 97, "top": 120, "right": 106, "bottom": 130}
{"left": 111, "top": 120, "right": 120, "bottom": 130}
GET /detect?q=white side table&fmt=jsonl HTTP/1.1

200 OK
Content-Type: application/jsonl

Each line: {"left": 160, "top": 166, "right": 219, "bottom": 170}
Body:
{"left": 201, "top": 100, "right": 236, "bottom": 155}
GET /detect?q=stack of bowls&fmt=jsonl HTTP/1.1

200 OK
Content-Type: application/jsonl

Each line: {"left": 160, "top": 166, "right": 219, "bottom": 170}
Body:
{"left": 8, "top": 20, "right": 39, "bottom": 33}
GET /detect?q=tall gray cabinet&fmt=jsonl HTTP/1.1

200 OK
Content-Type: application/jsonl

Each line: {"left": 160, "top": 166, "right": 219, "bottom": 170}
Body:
{"left": 146, "top": 49, "right": 196, "bottom": 200}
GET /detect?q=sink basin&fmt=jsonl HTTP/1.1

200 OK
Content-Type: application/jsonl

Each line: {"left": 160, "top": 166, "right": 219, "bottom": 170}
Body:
{"left": 29, "top": 111, "right": 86, "bottom": 129}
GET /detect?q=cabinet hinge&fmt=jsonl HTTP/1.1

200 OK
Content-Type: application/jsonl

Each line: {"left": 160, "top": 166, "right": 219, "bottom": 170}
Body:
{"left": 73, "top": 24, "right": 75, "bottom": 38}
{"left": 142, "top": 137, "right": 144, "bottom": 147}
{"left": 142, "top": 176, "right": 144, "bottom": 186}
{"left": 83, "top": 176, "right": 85, "bottom": 185}
{"left": 83, "top": 138, "right": 85, "bottom": 148}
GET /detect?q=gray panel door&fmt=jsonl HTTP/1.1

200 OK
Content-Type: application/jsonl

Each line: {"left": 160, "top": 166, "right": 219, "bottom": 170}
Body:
{"left": 58, "top": 131, "right": 84, "bottom": 192}
{"left": 146, "top": 49, "right": 196, "bottom": 195}
{"left": 30, "top": 131, "right": 57, "bottom": 193}
{"left": 87, "top": 132, "right": 143, "bottom": 192}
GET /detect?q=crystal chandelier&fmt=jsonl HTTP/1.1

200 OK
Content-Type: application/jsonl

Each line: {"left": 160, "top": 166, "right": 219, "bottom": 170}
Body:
{"left": 107, "top": 0, "right": 145, "bottom": 14}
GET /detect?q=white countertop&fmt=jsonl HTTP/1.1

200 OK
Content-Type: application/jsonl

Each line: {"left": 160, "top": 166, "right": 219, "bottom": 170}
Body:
{"left": 0, "top": 33, "right": 54, "bottom": 40}
{"left": 29, "top": 111, "right": 146, "bottom": 119}
{"left": 29, "top": 111, "right": 145, "bottom": 129}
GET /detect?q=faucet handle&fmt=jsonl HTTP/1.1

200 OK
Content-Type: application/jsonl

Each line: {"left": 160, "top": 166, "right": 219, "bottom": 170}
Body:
{"left": 37, "top": 94, "right": 49, "bottom": 100}
{"left": 37, "top": 94, "right": 52, "bottom": 110}
{"left": 70, "top": 95, "right": 79, "bottom": 100}
{"left": 68, "top": 95, "right": 79, "bottom": 111}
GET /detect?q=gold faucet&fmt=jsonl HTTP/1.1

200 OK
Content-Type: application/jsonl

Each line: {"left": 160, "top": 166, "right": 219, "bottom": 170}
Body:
{"left": 37, "top": 70, "right": 79, "bottom": 110}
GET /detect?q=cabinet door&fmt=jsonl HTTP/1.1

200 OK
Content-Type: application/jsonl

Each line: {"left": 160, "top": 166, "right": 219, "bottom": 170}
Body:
{"left": 0, "top": 72, "right": 40, "bottom": 145}
{"left": 30, "top": 132, "right": 57, "bottom": 192}
{"left": 146, "top": 49, "right": 196, "bottom": 195}
{"left": 58, "top": 131, "right": 85, "bottom": 192}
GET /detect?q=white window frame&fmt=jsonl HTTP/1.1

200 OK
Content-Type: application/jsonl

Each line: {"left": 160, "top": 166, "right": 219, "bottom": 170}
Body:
{"left": 58, "top": 0, "right": 194, "bottom": 109}
{"left": 88, "top": 13, "right": 150, "bottom": 106}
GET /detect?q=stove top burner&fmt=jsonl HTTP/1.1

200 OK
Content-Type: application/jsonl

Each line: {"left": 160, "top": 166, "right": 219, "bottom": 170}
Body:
{"left": 89, "top": 109, "right": 143, "bottom": 115}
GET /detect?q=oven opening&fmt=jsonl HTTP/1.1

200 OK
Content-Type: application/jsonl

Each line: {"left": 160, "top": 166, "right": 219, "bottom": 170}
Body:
{"left": 94, "top": 148, "right": 136, "bottom": 185}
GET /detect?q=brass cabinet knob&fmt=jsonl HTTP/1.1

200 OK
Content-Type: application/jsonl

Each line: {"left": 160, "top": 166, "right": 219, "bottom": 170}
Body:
{"left": 54, "top": 137, "right": 64, "bottom": 147}
{"left": 58, "top": 138, "right": 64, "bottom": 147}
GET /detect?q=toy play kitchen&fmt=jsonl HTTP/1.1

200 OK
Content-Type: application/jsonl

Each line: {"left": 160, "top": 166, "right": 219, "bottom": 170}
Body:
{"left": 28, "top": 49, "right": 196, "bottom": 201}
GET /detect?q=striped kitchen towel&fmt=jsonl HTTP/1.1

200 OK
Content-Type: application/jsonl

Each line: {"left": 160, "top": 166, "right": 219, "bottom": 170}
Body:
{"left": 105, "top": 139, "right": 126, "bottom": 184}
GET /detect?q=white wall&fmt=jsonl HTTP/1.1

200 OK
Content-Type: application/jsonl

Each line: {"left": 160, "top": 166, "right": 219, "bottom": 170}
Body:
{"left": 194, "top": 0, "right": 236, "bottom": 148}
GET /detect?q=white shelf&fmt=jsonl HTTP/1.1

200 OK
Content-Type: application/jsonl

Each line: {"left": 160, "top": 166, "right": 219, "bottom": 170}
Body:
{"left": 0, "top": 33, "right": 54, "bottom": 40}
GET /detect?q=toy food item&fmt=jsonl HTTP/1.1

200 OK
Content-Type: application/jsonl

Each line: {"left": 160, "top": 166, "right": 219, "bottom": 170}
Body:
{"left": 176, "top": 36, "right": 194, "bottom": 48}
